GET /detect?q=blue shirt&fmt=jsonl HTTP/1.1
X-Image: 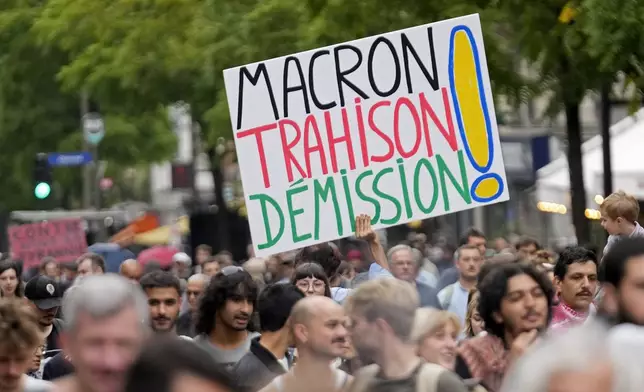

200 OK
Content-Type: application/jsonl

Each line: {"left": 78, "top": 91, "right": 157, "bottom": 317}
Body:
{"left": 437, "top": 282, "right": 470, "bottom": 326}
{"left": 436, "top": 267, "right": 459, "bottom": 291}
{"left": 368, "top": 263, "right": 438, "bottom": 287}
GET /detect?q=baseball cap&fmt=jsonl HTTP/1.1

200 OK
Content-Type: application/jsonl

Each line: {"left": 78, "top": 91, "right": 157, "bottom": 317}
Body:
{"left": 24, "top": 275, "right": 62, "bottom": 310}
{"left": 172, "top": 252, "right": 192, "bottom": 265}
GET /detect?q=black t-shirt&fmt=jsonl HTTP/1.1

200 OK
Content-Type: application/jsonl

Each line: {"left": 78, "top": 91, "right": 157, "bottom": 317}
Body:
{"left": 44, "top": 319, "right": 64, "bottom": 358}
{"left": 42, "top": 352, "right": 74, "bottom": 381}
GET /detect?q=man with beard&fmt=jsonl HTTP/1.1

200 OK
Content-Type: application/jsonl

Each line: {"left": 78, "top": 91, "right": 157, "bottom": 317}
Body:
{"left": 140, "top": 271, "right": 186, "bottom": 337}
{"left": 234, "top": 284, "right": 304, "bottom": 392}
{"left": 550, "top": 246, "right": 598, "bottom": 331}
{"left": 346, "top": 279, "right": 468, "bottom": 392}
{"left": 456, "top": 263, "right": 554, "bottom": 392}
{"left": 24, "top": 276, "right": 64, "bottom": 371}
{"left": 193, "top": 266, "right": 259, "bottom": 368}
{"left": 259, "top": 296, "right": 350, "bottom": 392}
{"left": 599, "top": 236, "right": 644, "bottom": 325}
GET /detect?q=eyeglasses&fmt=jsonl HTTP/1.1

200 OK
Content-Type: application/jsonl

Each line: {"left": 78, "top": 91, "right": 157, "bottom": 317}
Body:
{"left": 220, "top": 265, "right": 244, "bottom": 276}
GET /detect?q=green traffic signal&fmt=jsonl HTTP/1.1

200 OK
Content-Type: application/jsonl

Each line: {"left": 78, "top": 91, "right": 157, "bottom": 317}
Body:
{"left": 34, "top": 182, "right": 51, "bottom": 199}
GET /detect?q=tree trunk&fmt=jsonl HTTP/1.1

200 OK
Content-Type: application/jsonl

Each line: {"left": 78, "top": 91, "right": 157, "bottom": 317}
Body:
{"left": 207, "top": 147, "right": 230, "bottom": 252}
{"left": 564, "top": 102, "right": 590, "bottom": 245}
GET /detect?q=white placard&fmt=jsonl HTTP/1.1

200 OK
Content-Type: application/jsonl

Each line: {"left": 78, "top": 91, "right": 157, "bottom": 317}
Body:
{"left": 224, "top": 14, "right": 509, "bottom": 257}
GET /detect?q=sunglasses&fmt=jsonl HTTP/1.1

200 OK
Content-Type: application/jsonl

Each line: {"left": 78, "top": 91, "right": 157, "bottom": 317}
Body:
{"left": 219, "top": 265, "right": 244, "bottom": 276}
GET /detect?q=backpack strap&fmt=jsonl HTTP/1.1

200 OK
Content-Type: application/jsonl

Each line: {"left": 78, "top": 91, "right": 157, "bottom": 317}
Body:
{"left": 416, "top": 363, "right": 446, "bottom": 392}
{"left": 344, "top": 364, "right": 379, "bottom": 392}
{"left": 438, "top": 284, "right": 455, "bottom": 310}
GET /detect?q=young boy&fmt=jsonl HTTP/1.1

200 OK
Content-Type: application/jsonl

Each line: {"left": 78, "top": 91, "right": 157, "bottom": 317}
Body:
{"left": 600, "top": 190, "right": 644, "bottom": 256}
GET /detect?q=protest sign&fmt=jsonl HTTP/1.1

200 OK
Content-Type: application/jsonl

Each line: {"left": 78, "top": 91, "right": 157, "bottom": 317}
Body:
{"left": 9, "top": 219, "right": 87, "bottom": 268}
{"left": 224, "top": 13, "right": 509, "bottom": 257}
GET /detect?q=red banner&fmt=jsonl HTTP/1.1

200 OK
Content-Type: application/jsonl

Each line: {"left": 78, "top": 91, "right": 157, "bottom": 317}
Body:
{"left": 8, "top": 219, "right": 87, "bottom": 268}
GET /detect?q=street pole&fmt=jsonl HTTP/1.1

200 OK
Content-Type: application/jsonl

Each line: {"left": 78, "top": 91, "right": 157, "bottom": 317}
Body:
{"left": 600, "top": 82, "right": 612, "bottom": 243}
{"left": 191, "top": 121, "right": 201, "bottom": 208}
{"left": 600, "top": 82, "right": 613, "bottom": 197}
{"left": 94, "top": 154, "right": 102, "bottom": 210}
{"left": 81, "top": 90, "right": 91, "bottom": 209}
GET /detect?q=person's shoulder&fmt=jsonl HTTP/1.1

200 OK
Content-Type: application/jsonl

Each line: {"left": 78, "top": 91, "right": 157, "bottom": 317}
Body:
{"left": 435, "top": 370, "right": 469, "bottom": 392}
{"left": 416, "top": 281, "right": 439, "bottom": 296}
{"left": 23, "top": 376, "right": 54, "bottom": 392}
{"left": 331, "top": 287, "right": 351, "bottom": 303}
{"left": 437, "top": 283, "right": 454, "bottom": 297}
{"left": 232, "top": 350, "right": 259, "bottom": 372}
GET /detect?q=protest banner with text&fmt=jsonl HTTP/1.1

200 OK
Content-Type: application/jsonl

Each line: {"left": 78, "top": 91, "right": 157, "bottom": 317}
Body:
{"left": 9, "top": 219, "right": 87, "bottom": 268}
{"left": 224, "top": 14, "right": 509, "bottom": 257}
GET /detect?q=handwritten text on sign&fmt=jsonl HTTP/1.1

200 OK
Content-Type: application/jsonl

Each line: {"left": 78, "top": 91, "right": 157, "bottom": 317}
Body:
{"left": 224, "top": 14, "right": 509, "bottom": 257}
{"left": 9, "top": 219, "right": 87, "bottom": 268}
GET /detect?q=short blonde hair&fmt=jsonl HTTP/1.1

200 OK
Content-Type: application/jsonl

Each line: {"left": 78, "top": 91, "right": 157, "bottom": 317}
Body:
{"left": 600, "top": 190, "right": 639, "bottom": 222}
{"left": 345, "top": 278, "right": 418, "bottom": 341}
{"left": 410, "top": 308, "right": 461, "bottom": 343}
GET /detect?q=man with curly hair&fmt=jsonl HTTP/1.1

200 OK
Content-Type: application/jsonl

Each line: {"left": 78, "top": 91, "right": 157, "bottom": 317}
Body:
{"left": 455, "top": 263, "right": 553, "bottom": 392}
{"left": 193, "top": 266, "right": 260, "bottom": 369}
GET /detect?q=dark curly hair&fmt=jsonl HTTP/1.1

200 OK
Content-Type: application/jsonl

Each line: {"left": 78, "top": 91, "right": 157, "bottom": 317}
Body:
{"left": 296, "top": 243, "right": 342, "bottom": 280}
{"left": 195, "top": 269, "right": 258, "bottom": 335}
{"left": 478, "top": 262, "right": 554, "bottom": 340}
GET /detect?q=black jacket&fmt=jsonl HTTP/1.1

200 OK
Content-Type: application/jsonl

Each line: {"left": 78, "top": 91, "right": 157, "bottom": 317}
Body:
{"left": 42, "top": 352, "right": 74, "bottom": 381}
{"left": 232, "top": 337, "right": 292, "bottom": 392}
{"left": 176, "top": 311, "right": 196, "bottom": 337}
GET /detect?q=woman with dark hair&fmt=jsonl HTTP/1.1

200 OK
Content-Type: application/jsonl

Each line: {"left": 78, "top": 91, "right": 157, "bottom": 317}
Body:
{"left": 291, "top": 263, "right": 332, "bottom": 298}
{"left": 125, "top": 336, "right": 237, "bottom": 392}
{"left": 296, "top": 244, "right": 353, "bottom": 303}
{"left": 193, "top": 266, "right": 260, "bottom": 368}
{"left": 0, "top": 260, "right": 23, "bottom": 298}
{"left": 455, "top": 262, "right": 554, "bottom": 392}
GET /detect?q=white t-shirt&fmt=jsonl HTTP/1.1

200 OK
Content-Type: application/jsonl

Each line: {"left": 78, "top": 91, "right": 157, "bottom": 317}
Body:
{"left": 23, "top": 376, "right": 52, "bottom": 392}
{"left": 267, "top": 368, "right": 349, "bottom": 392}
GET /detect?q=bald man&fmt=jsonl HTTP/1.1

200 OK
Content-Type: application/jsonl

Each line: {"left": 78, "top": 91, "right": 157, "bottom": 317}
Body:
{"left": 177, "top": 274, "right": 208, "bottom": 337}
{"left": 260, "top": 296, "right": 351, "bottom": 392}
{"left": 119, "top": 259, "right": 143, "bottom": 283}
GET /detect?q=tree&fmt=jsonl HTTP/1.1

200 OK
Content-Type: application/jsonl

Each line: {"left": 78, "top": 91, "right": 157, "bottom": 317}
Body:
{"left": 582, "top": 0, "right": 644, "bottom": 104}
{"left": 475, "top": 0, "right": 621, "bottom": 245}
{"left": 0, "top": 0, "right": 176, "bottom": 210}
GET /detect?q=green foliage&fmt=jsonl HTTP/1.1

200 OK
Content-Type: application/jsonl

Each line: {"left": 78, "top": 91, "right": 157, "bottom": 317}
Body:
{"left": 31, "top": 0, "right": 525, "bottom": 147}
{"left": 582, "top": 0, "right": 644, "bottom": 105}
{"left": 0, "top": 0, "right": 176, "bottom": 210}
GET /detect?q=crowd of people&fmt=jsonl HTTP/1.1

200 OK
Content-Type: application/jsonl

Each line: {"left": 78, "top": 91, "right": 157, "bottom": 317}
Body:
{"left": 1, "top": 190, "right": 644, "bottom": 392}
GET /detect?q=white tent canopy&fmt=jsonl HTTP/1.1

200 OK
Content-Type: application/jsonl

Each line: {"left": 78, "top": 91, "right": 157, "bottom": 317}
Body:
{"left": 537, "top": 108, "right": 644, "bottom": 205}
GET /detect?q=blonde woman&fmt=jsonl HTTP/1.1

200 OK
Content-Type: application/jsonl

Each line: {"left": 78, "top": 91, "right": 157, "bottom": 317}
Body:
{"left": 464, "top": 290, "right": 486, "bottom": 338}
{"left": 411, "top": 308, "right": 487, "bottom": 392}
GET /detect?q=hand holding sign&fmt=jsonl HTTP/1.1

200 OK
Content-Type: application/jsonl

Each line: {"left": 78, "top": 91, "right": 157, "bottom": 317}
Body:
{"left": 355, "top": 214, "right": 377, "bottom": 244}
{"left": 225, "top": 14, "right": 509, "bottom": 257}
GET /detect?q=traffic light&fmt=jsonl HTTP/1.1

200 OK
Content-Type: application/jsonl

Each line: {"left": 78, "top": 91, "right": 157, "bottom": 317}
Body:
{"left": 33, "top": 153, "right": 52, "bottom": 199}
